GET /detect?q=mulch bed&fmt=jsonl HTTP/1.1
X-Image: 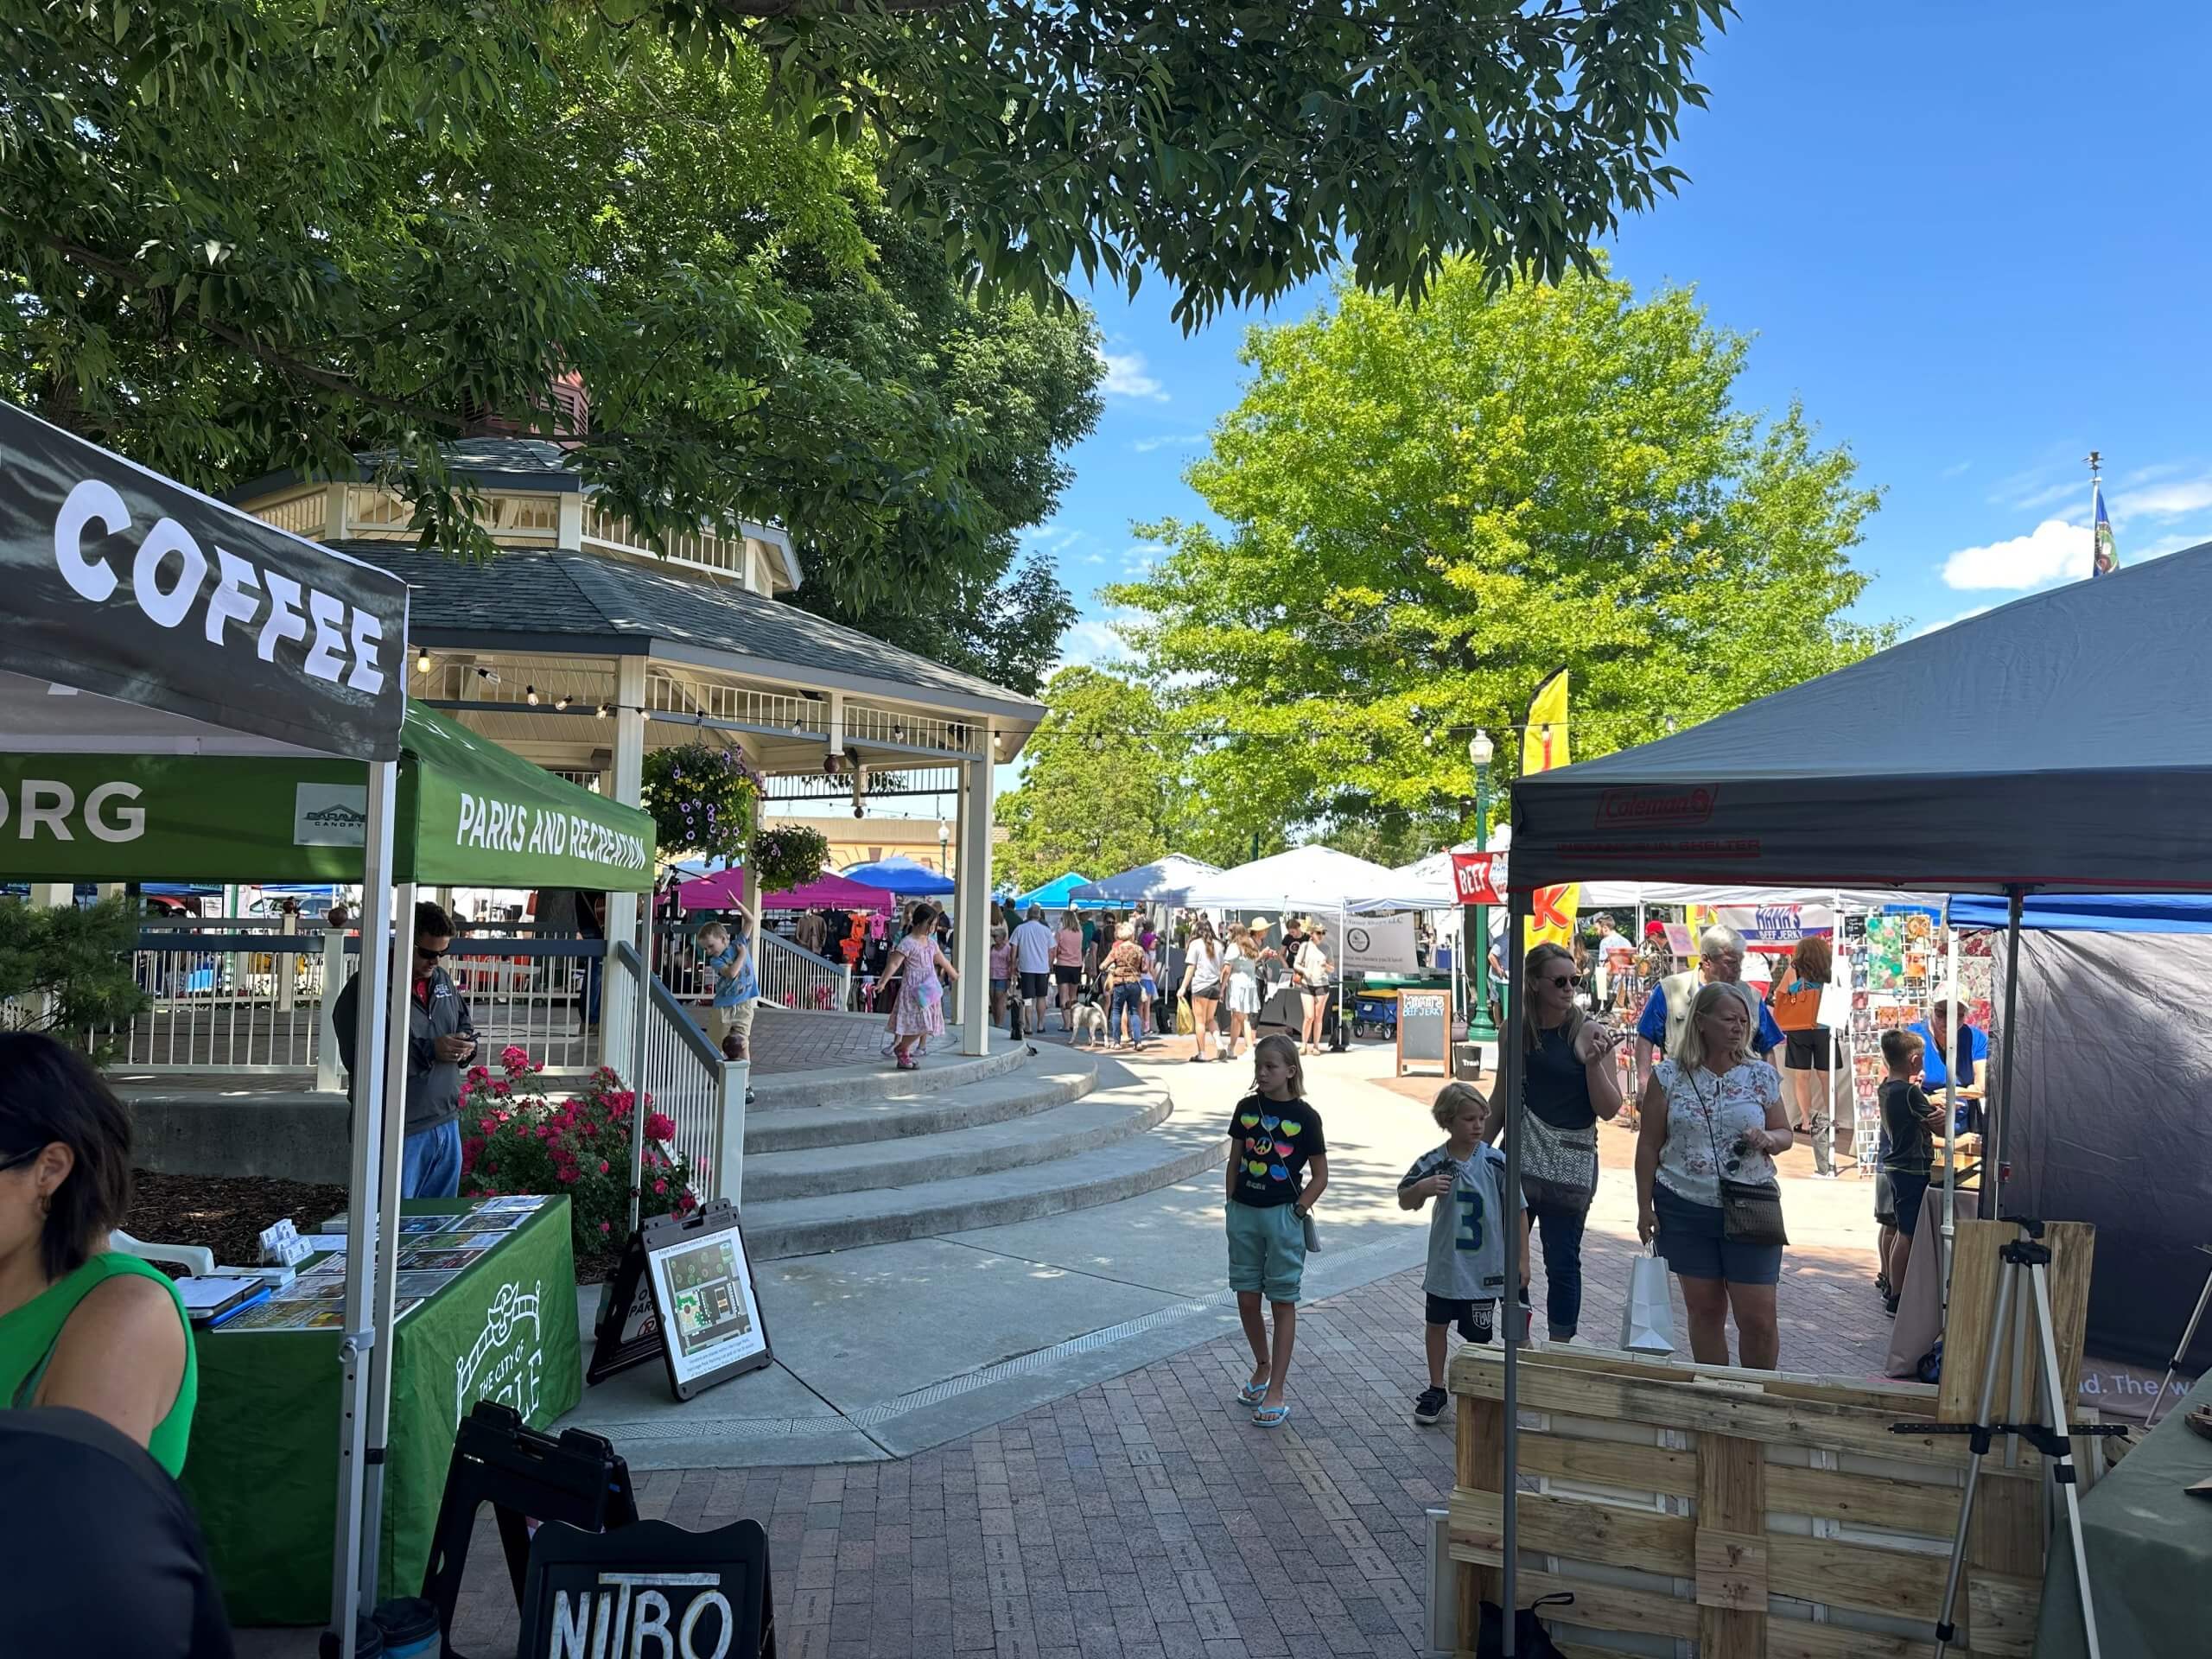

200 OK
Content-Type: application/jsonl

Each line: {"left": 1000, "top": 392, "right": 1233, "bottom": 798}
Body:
{"left": 124, "top": 1169, "right": 350, "bottom": 1271}
{"left": 125, "top": 1169, "right": 620, "bottom": 1282}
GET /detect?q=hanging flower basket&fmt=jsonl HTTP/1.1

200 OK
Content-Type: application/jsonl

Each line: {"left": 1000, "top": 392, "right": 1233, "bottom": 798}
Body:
{"left": 640, "top": 741, "right": 759, "bottom": 865}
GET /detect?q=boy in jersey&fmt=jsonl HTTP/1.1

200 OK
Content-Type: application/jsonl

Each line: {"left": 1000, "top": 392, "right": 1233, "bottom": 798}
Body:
{"left": 1401, "top": 1082, "right": 1512, "bottom": 1426}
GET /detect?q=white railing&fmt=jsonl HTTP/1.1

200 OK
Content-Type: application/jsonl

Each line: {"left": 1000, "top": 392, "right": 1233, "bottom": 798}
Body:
{"left": 754, "top": 931, "right": 851, "bottom": 1015}
{"left": 107, "top": 920, "right": 608, "bottom": 1080}
{"left": 609, "top": 942, "right": 745, "bottom": 1217}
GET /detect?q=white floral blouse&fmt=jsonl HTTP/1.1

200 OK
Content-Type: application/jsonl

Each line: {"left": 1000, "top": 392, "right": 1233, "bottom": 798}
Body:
{"left": 1653, "top": 1058, "right": 1782, "bottom": 1206}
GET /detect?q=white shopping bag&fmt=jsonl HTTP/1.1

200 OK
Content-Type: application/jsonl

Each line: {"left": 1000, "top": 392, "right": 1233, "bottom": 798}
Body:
{"left": 1618, "top": 1246, "right": 1677, "bottom": 1356}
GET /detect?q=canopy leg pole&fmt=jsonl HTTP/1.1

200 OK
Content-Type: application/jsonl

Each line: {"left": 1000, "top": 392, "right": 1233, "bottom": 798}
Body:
{"left": 359, "top": 880, "right": 416, "bottom": 1605}
{"left": 1986, "top": 888, "right": 2025, "bottom": 1220}
{"left": 327, "top": 760, "right": 397, "bottom": 1659}
{"left": 628, "top": 916, "right": 653, "bottom": 1236}
{"left": 1499, "top": 887, "right": 1529, "bottom": 1654}
{"left": 1939, "top": 898, "right": 1960, "bottom": 1319}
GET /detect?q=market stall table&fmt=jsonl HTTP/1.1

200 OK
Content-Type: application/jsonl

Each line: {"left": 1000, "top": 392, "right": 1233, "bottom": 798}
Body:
{"left": 180, "top": 1197, "right": 581, "bottom": 1625}
{"left": 2036, "top": 1366, "right": 2212, "bottom": 1658}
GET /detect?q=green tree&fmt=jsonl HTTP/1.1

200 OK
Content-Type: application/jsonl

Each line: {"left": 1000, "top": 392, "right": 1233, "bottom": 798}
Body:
{"left": 3, "top": 0, "right": 1729, "bottom": 559}
{"left": 1106, "top": 263, "right": 1889, "bottom": 842}
{"left": 995, "top": 669, "right": 1179, "bottom": 891}
{"left": 0, "top": 898, "right": 149, "bottom": 1049}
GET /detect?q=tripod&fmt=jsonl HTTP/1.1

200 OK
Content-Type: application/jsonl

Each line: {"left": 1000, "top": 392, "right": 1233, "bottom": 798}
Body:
{"left": 2147, "top": 1243, "right": 2212, "bottom": 1428}
{"left": 1899, "top": 1218, "right": 2123, "bottom": 1659}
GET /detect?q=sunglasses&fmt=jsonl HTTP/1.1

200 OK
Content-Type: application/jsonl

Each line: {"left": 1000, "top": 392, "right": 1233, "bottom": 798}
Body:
{"left": 414, "top": 944, "right": 451, "bottom": 960}
{"left": 1543, "top": 973, "right": 1583, "bottom": 989}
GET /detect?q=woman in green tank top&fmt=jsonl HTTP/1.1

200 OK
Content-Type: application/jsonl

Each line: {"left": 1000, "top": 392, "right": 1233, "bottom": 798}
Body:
{"left": 0, "top": 1034, "right": 195, "bottom": 1478}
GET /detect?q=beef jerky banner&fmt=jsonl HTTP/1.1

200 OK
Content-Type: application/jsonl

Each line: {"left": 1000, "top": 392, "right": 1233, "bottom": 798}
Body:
{"left": 0, "top": 399, "right": 408, "bottom": 760}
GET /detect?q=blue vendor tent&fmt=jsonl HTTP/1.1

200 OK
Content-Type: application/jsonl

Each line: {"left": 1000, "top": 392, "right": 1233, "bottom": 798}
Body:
{"left": 840, "top": 855, "right": 956, "bottom": 896}
{"left": 1011, "top": 873, "right": 1090, "bottom": 911}
{"left": 1949, "top": 893, "right": 2212, "bottom": 934}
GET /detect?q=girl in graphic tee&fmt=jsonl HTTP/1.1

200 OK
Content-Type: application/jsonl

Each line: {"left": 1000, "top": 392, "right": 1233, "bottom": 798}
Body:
{"left": 1224, "top": 1033, "right": 1329, "bottom": 1428}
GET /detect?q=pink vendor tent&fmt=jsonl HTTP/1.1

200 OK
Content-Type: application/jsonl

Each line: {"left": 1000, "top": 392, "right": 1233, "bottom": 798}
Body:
{"left": 676, "top": 868, "right": 899, "bottom": 913}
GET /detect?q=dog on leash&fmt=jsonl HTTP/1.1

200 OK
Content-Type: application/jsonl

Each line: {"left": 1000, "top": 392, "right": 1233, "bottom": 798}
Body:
{"left": 1068, "top": 985, "right": 1109, "bottom": 1049}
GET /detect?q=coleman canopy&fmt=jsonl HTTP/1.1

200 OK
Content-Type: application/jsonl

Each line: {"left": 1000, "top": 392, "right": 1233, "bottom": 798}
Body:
{"left": 0, "top": 701, "right": 655, "bottom": 891}
{"left": 840, "top": 855, "right": 956, "bottom": 895}
{"left": 1182, "top": 844, "right": 1398, "bottom": 912}
{"left": 1012, "top": 873, "right": 1091, "bottom": 911}
{"left": 1510, "top": 542, "right": 2212, "bottom": 896}
{"left": 1068, "top": 853, "right": 1223, "bottom": 908}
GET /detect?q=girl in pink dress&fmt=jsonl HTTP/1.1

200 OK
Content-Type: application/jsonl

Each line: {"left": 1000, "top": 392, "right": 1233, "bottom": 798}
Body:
{"left": 877, "top": 904, "right": 959, "bottom": 1071}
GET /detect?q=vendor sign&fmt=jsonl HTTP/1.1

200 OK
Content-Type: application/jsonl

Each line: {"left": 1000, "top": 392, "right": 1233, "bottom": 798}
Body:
{"left": 0, "top": 399, "right": 407, "bottom": 760}
{"left": 1339, "top": 913, "right": 1419, "bottom": 974}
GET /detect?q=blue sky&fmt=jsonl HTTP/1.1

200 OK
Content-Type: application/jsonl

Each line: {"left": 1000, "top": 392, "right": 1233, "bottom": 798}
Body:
{"left": 1041, "top": 1, "right": 2212, "bottom": 664}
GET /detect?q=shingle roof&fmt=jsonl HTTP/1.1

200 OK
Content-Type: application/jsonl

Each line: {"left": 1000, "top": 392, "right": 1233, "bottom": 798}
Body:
{"left": 346, "top": 543, "right": 1041, "bottom": 716}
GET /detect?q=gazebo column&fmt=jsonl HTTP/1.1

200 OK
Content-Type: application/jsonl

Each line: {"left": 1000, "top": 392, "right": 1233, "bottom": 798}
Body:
{"left": 957, "top": 748, "right": 994, "bottom": 1056}
{"left": 601, "top": 654, "right": 647, "bottom": 1067}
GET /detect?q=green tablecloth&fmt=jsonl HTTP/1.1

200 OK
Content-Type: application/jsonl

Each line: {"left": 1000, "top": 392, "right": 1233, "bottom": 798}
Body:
{"left": 178, "top": 1198, "right": 581, "bottom": 1626}
{"left": 2035, "top": 1367, "right": 2212, "bottom": 1657}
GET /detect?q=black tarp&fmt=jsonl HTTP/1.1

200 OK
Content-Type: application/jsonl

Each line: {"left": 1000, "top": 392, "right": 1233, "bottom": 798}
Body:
{"left": 0, "top": 400, "right": 408, "bottom": 760}
{"left": 1999, "top": 928, "right": 2212, "bottom": 1372}
{"left": 1510, "top": 542, "right": 2212, "bottom": 893}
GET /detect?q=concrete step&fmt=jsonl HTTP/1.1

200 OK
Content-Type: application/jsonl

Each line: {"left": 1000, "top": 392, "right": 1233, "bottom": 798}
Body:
{"left": 741, "top": 1093, "right": 1226, "bottom": 1261}
{"left": 744, "top": 1058, "right": 1096, "bottom": 1154}
{"left": 747, "top": 1043, "right": 1028, "bottom": 1112}
{"left": 742, "top": 1081, "right": 1158, "bottom": 1201}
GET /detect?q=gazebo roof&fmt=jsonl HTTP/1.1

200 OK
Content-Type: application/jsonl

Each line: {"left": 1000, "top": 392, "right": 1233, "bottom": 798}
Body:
{"left": 352, "top": 543, "right": 1043, "bottom": 721}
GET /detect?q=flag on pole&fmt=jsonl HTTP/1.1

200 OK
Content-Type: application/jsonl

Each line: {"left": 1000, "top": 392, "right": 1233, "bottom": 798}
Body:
{"left": 1520, "top": 668, "right": 1578, "bottom": 952}
{"left": 2092, "top": 480, "right": 2119, "bottom": 576}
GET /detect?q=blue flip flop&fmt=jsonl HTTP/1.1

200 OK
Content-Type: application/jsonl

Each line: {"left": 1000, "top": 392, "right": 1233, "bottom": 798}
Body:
{"left": 1252, "top": 1403, "right": 1291, "bottom": 1428}
{"left": 1236, "top": 1379, "right": 1269, "bottom": 1406}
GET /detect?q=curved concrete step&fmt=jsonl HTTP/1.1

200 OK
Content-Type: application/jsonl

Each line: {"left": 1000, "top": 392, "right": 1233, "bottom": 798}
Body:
{"left": 747, "top": 1042, "right": 1027, "bottom": 1112}
{"left": 742, "top": 1082, "right": 1160, "bottom": 1201}
{"left": 741, "top": 1100, "right": 1226, "bottom": 1261}
{"left": 745, "top": 1059, "right": 1096, "bottom": 1154}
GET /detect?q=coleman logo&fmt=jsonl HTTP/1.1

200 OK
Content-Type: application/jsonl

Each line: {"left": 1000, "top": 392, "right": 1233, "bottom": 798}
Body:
{"left": 294, "top": 783, "right": 369, "bottom": 847}
{"left": 1597, "top": 786, "right": 1719, "bottom": 828}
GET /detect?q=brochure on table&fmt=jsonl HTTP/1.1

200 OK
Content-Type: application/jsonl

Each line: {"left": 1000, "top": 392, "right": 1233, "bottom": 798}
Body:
{"left": 213, "top": 1196, "right": 550, "bottom": 1332}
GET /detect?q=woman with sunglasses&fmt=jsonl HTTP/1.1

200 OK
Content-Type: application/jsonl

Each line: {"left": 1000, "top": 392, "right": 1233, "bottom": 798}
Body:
{"left": 1508, "top": 943, "right": 1624, "bottom": 1344}
{"left": 0, "top": 1033, "right": 195, "bottom": 1477}
{"left": 1634, "top": 982, "right": 1793, "bottom": 1368}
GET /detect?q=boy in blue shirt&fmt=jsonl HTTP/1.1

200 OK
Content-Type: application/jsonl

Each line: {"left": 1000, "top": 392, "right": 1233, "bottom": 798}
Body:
{"left": 698, "top": 922, "right": 759, "bottom": 1059}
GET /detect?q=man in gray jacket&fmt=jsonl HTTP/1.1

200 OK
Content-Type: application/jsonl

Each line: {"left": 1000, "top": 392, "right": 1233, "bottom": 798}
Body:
{"left": 334, "top": 899, "right": 478, "bottom": 1198}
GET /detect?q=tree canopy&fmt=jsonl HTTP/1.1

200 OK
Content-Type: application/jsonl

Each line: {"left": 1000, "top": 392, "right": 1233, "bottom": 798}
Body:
{"left": 1105, "top": 263, "right": 1889, "bottom": 855}
{"left": 993, "top": 668, "right": 1180, "bottom": 891}
{"left": 3, "top": 3, "right": 1729, "bottom": 672}
{"left": 739, "top": 0, "right": 1732, "bottom": 325}
{"left": 1, "top": 5, "right": 1096, "bottom": 690}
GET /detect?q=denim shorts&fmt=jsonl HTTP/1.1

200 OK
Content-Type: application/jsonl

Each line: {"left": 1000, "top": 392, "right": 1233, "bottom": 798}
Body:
{"left": 1226, "top": 1199, "right": 1307, "bottom": 1304}
{"left": 1652, "top": 1180, "right": 1782, "bottom": 1286}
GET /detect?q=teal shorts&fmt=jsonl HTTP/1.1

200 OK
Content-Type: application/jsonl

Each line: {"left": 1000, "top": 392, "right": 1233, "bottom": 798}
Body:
{"left": 1226, "top": 1199, "right": 1308, "bottom": 1304}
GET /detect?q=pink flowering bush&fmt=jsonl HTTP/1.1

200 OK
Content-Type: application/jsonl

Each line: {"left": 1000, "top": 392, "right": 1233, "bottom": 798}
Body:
{"left": 459, "top": 1046, "right": 696, "bottom": 1255}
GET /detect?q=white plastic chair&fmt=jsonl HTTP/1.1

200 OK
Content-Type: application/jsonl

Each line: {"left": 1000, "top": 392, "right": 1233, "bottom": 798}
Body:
{"left": 108, "top": 1229, "right": 215, "bottom": 1278}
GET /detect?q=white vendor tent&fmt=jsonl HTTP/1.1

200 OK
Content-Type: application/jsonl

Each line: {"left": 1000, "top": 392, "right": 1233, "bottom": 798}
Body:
{"left": 1182, "top": 843, "right": 1399, "bottom": 912}
{"left": 1067, "top": 853, "right": 1224, "bottom": 909}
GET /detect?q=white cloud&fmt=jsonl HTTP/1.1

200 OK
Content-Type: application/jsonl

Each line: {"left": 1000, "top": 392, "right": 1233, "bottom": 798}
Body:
{"left": 1940, "top": 518, "right": 2090, "bottom": 590}
{"left": 1912, "top": 604, "right": 1992, "bottom": 639}
{"left": 2125, "top": 477, "right": 2212, "bottom": 518}
{"left": 1940, "top": 460, "right": 1972, "bottom": 479}
{"left": 2124, "top": 461, "right": 2189, "bottom": 486}
{"left": 1100, "top": 351, "right": 1170, "bottom": 402}
{"left": 2131, "top": 528, "right": 2212, "bottom": 561}
{"left": 2006, "top": 479, "right": 2082, "bottom": 512}
{"left": 1132, "top": 433, "right": 1205, "bottom": 454}
{"left": 1058, "top": 616, "right": 1136, "bottom": 668}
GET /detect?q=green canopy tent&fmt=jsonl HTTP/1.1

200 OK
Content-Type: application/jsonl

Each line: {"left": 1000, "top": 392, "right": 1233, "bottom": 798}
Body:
{"left": 0, "top": 699, "right": 653, "bottom": 890}
{"left": 0, "top": 701, "right": 656, "bottom": 1630}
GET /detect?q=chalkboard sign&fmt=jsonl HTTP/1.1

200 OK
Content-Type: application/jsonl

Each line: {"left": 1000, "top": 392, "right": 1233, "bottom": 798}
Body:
{"left": 518, "top": 1516, "right": 774, "bottom": 1659}
{"left": 588, "top": 1200, "right": 772, "bottom": 1401}
{"left": 1395, "top": 988, "right": 1451, "bottom": 1077}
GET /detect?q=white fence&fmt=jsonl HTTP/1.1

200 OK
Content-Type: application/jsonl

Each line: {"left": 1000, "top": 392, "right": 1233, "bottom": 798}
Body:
{"left": 654, "top": 922, "right": 851, "bottom": 1016}
{"left": 608, "top": 941, "right": 745, "bottom": 1217}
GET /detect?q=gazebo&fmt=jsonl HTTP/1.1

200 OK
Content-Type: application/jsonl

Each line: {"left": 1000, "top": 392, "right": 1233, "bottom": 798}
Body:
{"left": 226, "top": 434, "right": 1045, "bottom": 1057}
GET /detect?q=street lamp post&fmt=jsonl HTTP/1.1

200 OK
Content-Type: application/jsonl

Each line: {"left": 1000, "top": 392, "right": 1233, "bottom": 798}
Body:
{"left": 1466, "top": 730, "right": 1497, "bottom": 1046}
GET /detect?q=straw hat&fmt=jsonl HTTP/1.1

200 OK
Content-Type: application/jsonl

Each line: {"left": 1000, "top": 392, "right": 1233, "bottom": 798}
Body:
{"left": 1248, "top": 916, "right": 1273, "bottom": 931}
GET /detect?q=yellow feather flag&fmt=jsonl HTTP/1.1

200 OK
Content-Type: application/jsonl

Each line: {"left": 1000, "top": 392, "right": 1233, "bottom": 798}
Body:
{"left": 1521, "top": 668, "right": 1579, "bottom": 951}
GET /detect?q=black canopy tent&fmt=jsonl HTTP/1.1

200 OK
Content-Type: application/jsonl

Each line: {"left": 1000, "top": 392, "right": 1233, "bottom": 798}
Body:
{"left": 0, "top": 399, "right": 410, "bottom": 1659}
{"left": 1487, "top": 541, "right": 2212, "bottom": 1649}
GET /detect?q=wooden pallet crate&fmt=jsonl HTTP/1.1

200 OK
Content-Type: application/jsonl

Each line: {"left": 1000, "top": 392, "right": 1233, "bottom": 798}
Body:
{"left": 1448, "top": 1344, "right": 2050, "bottom": 1659}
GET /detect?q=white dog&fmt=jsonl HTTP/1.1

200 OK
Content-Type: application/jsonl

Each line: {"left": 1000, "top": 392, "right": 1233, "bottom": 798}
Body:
{"left": 1068, "top": 987, "right": 1109, "bottom": 1049}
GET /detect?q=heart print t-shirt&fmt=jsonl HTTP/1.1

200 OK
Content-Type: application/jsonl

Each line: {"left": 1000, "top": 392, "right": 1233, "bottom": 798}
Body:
{"left": 1226, "top": 1094, "right": 1328, "bottom": 1209}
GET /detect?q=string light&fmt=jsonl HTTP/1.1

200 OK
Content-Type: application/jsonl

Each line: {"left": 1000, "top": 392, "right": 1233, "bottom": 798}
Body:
{"left": 555, "top": 695, "right": 571, "bottom": 711}
{"left": 415, "top": 649, "right": 431, "bottom": 674}
{"left": 524, "top": 684, "right": 539, "bottom": 706}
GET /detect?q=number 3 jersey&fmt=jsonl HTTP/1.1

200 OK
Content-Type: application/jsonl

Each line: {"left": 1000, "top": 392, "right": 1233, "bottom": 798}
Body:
{"left": 1399, "top": 1143, "right": 1513, "bottom": 1303}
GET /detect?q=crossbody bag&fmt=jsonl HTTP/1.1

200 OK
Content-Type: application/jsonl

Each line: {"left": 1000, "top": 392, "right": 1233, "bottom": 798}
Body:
{"left": 1693, "top": 1067, "right": 1789, "bottom": 1248}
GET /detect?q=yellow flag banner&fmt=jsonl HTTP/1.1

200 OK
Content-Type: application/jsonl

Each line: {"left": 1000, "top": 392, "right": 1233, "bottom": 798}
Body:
{"left": 1521, "top": 669, "right": 1579, "bottom": 952}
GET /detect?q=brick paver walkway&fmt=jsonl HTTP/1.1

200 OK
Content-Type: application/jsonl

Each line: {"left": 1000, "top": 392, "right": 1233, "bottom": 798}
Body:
{"left": 439, "top": 1253, "right": 1897, "bottom": 1659}
{"left": 747, "top": 1010, "right": 905, "bottom": 1075}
